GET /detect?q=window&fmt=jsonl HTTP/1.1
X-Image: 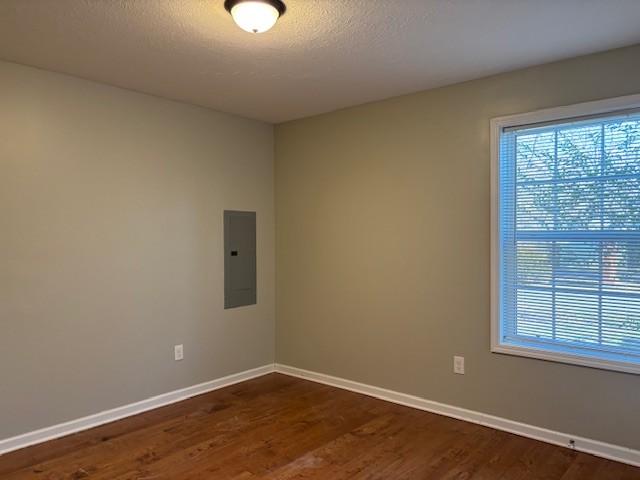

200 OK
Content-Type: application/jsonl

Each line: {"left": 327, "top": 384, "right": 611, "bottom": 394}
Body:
{"left": 491, "top": 95, "right": 640, "bottom": 374}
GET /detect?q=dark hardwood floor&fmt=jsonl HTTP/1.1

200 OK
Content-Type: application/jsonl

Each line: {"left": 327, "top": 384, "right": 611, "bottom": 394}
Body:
{"left": 0, "top": 373, "right": 638, "bottom": 479}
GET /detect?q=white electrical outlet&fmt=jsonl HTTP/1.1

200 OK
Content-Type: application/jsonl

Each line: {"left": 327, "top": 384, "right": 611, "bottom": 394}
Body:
{"left": 174, "top": 344, "right": 184, "bottom": 361}
{"left": 453, "top": 355, "right": 465, "bottom": 374}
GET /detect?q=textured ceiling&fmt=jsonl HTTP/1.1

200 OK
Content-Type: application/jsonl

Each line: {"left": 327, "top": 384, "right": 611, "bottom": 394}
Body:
{"left": 1, "top": 1, "right": 640, "bottom": 123}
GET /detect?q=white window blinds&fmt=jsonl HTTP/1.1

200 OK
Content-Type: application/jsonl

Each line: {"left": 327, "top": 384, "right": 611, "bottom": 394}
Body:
{"left": 498, "top": 109, "right": 640, "bottom": 368}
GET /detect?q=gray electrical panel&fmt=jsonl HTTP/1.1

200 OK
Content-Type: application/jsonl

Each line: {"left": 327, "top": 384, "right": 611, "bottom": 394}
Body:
{"left": 224, "top": 210, "right": 257, "bottom": 309}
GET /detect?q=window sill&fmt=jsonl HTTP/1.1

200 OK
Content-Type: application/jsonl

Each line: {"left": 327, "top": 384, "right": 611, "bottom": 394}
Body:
{"left": 492, "top": 342, "right": 640, "bottom": 375}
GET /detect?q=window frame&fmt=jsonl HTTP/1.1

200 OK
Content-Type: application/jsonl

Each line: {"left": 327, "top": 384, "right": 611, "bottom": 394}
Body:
{"left": 490, "top": 93, "right": 640, "bottom": 375}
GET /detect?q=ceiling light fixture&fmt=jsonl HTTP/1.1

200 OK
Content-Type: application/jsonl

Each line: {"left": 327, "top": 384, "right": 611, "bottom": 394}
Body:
{"left": 224, "top": 0, "right": 286, "bottom": 34}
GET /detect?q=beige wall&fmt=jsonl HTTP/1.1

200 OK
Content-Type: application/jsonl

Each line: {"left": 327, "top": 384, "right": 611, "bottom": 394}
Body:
{"left": 0, "top": 61, "right": 275, "bottom": 439}
{"left": 3, "top": 44, "right": 640, "bottom": 449}
{"left": 275, "top": 44, "right": 640, "bottom": 449}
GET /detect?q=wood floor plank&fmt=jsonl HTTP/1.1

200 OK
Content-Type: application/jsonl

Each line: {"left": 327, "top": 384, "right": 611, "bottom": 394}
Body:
{"left": 0, "top": 373, "right": 299, "bottom": 476}
{"left": 560, "top": 453, "right": 609, "bottom": 480}
{"left": 263, "top": 413, "right": 408, "bottom": 479}
{"left": 3, "top": 379, "right": 330, "bottom": 480}
{"left": 496, "top": 441, "right": 577, "bottom": 480}
{"left": 112, "top": 389, "right": 377, "bottom": 479}
{"left": 0, "top": 373, "right": 637, "bottom": 479}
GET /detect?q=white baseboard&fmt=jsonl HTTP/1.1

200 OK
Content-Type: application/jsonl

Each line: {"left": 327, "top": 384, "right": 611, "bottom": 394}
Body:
{"left": 275, "top": 363, "right": 640, "bottom": 467}
{"left": 3, "top": 362, "right": 638, "bottom": 468}
{"left": 0, "top": 364, "right": 275, "bottom": 456}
